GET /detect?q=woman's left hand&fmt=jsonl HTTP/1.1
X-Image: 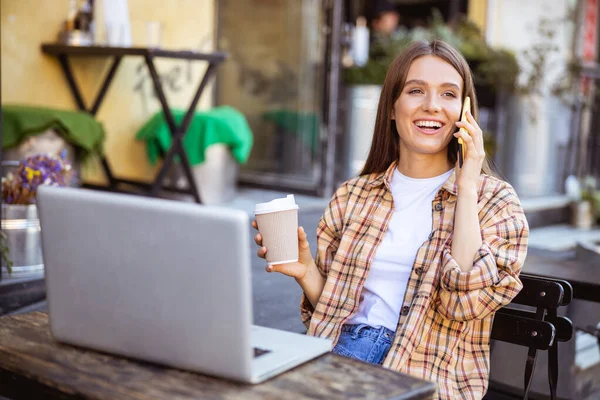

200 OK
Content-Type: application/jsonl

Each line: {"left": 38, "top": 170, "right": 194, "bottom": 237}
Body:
{"left": 454, "top": 109, "right": 485, "bottom": 190}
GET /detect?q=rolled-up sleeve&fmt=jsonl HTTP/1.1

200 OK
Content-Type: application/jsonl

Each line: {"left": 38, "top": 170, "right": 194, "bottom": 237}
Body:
{"left": 436, "top": 186, "right": 529, "bottom": 321}
{"left": 300, "top": 185, "right": 345, "bottom": 328}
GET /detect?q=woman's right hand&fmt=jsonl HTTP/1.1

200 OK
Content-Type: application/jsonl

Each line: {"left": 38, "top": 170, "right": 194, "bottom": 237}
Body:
{"left": 252, "top": 220, "right": 314, "bottom": 281}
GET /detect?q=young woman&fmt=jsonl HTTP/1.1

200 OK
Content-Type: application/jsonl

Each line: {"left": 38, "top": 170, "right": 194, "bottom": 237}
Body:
{"left": 253, "top": 40, "right": 528, "bottom": 400}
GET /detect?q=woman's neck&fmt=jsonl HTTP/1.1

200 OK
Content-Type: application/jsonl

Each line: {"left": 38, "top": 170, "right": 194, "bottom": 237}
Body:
{"left": 396, "top": 152, "right": 453, "bottom": 179}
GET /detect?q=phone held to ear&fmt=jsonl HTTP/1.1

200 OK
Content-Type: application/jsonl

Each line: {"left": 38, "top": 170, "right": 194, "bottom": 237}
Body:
{"left": 458, "top": 96, "right": 471, "bottom": 168}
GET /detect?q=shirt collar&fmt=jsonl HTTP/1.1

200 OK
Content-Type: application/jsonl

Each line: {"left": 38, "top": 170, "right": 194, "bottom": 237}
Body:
{"left": 366, "top": 161, "right": 459, "bottom": 196}
{"left": 441, "top": 168, "right": 458, "bottom": 196}
{"left": 365, "top": 161, "right": 398, "bottom": 189}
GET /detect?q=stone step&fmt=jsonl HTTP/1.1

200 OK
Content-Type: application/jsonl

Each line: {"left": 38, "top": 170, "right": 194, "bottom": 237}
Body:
{"left": 0, "top": 272, "right": 46, "bottom": 316}
{"left": 520, "top": 195, "right": 572, "bottom": 229}
{"left": 528, "top": 224, "right": 600, "bottom": 252}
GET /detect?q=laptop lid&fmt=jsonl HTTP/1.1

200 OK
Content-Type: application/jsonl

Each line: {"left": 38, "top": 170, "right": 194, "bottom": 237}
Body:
{"left": 37, "top": 185, "right": 254, "bottom": 381}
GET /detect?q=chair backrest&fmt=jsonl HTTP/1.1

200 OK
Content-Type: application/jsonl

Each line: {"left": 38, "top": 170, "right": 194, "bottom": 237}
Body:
{"left": 490, "top": 274, "right": 574, "bottom": 400}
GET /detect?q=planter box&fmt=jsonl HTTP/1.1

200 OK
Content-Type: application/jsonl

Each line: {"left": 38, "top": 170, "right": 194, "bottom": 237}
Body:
{"left": 164, "top": 143, "right": 238, "bottom": 205}
{"left": 343, "top": 85, "right": 381, "bottom": 180}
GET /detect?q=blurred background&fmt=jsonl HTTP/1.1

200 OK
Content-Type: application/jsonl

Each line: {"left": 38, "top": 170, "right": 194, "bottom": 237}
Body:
{"left": 1, "top": 1, "right": 600, "bottom": 399}
{"left": 2, "top": 0, "right": 599, "bottom": 205}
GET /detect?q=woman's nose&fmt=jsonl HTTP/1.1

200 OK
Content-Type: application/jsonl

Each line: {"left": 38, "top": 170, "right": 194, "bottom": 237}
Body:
{"left": 421, "top": 95, "right": 441, "bottom": 113}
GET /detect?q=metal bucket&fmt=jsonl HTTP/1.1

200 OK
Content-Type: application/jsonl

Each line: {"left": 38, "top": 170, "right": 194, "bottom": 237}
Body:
{"left": 1, "top": 204, "right": 44, "bottom": 276}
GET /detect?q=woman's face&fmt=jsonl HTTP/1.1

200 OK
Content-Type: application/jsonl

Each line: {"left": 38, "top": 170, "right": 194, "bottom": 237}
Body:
{"left": 392, "top": 55, "right": 464, "bottom": 159}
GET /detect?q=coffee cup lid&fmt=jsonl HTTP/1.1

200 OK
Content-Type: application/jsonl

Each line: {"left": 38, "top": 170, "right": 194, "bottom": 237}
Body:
{"left": 254, "top": 194, "right": 299, "bottom": 214}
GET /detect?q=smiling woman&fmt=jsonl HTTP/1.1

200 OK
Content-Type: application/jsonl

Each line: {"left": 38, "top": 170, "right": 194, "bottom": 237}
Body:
{"left": 252, "top": 40, "right": 529, "bottom": 400}
{"left": 362, "top": 40, "right": 482, "bottom": 177}
{"left": 392, "top": 56, "right": 463, "bottom": 175}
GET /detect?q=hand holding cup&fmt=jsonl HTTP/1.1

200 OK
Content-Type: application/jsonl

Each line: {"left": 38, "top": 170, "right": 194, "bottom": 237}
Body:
{"left": 253, "top": 222, "right": 313, "bottom": 280}
{"left": 253, "top": 195, "right": 314, "bottom": 280}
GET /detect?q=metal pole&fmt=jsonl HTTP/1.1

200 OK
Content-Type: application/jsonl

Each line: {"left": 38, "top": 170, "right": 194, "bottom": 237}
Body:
{"left": 448, "top": 0, "right": 461, "bottom": 22}
{"left": 321, "top": 0, "right": 343, "bottom": 199}
{"left": 1, "top": 106, "right": 3, "bottom": 279}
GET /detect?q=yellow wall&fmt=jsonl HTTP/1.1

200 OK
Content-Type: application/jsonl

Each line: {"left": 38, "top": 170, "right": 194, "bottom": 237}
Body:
{"left": 1, "top": 0, "right": 215, "bottom": 184}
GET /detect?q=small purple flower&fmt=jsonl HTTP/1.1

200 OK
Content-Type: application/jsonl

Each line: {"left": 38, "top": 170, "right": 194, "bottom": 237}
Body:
{"left": 2, "top": 153, "right": 74, "bottom": 205}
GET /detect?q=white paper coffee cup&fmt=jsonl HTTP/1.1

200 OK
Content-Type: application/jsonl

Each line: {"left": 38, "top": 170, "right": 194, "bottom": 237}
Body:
{"left": 254, "top": 195, "right": 299, "bottom": 265}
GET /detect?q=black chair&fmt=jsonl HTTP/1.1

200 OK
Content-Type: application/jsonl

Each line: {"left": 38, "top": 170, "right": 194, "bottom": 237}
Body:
{"left": 488, "top": 274, "right": 574, "bottom": 400}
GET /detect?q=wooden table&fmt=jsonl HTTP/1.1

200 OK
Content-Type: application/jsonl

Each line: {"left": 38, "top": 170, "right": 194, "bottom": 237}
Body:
{"left": 0, "top": 312, "right": 436, "bottom": 400}
{"left": 523, "top": 248, "right": 600, "bottom": 303}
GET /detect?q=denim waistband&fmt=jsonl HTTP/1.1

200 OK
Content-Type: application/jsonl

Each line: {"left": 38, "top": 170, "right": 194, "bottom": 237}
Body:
{"left": 341, "top": 323, "right": 395, "bottom": 342}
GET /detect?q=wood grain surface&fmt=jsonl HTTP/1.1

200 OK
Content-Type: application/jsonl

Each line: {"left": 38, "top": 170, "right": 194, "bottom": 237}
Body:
{"left": 0, "top": 312, "right": 436, "bottom": 400}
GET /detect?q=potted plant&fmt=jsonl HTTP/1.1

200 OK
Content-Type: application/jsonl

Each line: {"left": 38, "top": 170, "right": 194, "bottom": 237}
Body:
{"left": 344, "top": 12, "right": 520, "bottom": 97}
{"left": 566, "top": 175, "right": 600, "bottom": 230}
{"left": 1, "top": 152, "right": 74, "bottom": 278}
{"left": 578, "top": 176, "right": 600, "bottom": 229}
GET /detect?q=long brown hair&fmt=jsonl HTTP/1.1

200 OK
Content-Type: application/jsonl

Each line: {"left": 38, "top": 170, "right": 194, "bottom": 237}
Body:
{"left": 360, "top": 40, "right": 496, "bottom": 177}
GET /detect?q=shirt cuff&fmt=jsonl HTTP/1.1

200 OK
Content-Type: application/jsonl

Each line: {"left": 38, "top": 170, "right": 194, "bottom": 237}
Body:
{"left": 300, "top": 293, "right": 314, "bottom": 329}
{"left": 441, "top": 242, "right": 501, "bottom": 292}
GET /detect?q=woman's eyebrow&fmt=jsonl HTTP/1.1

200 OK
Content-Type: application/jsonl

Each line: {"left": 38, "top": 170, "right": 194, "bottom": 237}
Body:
{"left": 404, "top": 79, "right": 427, "bottom": 87}
{"left": 404, "top": 79, "right": 461, "bottom": 91}
{"left": 440, "top": 82, "right": 461, "bottom": 91}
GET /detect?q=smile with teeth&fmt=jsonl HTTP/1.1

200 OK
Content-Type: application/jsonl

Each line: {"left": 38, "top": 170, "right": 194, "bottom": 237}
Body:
{"left": 415, "top": 120, "right": 443, "bottom": 130}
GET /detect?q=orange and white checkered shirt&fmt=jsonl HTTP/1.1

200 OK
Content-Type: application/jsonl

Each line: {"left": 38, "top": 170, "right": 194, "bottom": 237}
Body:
{"left": 301, "top": 162, "right": 529, "bottom": 400}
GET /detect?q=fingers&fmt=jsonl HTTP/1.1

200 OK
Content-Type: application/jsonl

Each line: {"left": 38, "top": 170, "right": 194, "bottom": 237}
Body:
{"left": 463, "top": 110, "right": 484, "bottom": 153}
{"left": 454, "top": 126, "right": 475, "bottom": 150}
{"left": 254, "top": 232, "right": 262, "bottom": 246}
{"left": 257, "top": 225, "right": 312, "bottom": 278}
{"left": 256, "top": 245, "right": 267, "bottom": 259}
{"left": 253, "top": 219, "right": 267, "bottom": 259}
{"left": 298, "top": 226, "right": 309, "bottom": 250}
{"left": 455, "top": 110, "right": 484, "bottom": 158}
{"left": 297, "top": 226, "right": 314, "bottom": 265}
{"left": 266, "top": 262, "right": 295, "bottom": 276}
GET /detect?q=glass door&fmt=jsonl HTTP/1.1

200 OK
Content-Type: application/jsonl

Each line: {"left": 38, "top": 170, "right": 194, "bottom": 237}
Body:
{"left": 216, "top": 0, "right": 339, "bottom": 196}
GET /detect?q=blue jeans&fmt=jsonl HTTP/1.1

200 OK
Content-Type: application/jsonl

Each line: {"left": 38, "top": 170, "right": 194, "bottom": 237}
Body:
{"left": 332, "top": 324, "right": 395, "bottom": 365}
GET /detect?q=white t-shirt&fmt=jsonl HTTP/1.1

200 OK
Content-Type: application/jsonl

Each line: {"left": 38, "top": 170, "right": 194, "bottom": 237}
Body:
{"left": 347, "top": 167, "right": 453, "bottom": 331}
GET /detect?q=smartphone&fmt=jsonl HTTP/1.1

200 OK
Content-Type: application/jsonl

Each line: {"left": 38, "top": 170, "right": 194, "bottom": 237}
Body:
{"left": 458, "top": 96, "right": 471, "bottom": 168}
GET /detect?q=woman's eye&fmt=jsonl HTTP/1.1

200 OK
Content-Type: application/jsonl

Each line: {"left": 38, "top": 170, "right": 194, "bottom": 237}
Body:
{"left": 443, "top": 92, "right": 457, "bottom": 97}
{"left": 408, "top": 89, "right": 423, "bottom": 94}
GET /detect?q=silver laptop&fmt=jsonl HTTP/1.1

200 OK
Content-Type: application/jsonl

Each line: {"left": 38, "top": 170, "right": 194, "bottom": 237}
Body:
{"left": 37, "top": 185, "right": 332, "bottom": 384}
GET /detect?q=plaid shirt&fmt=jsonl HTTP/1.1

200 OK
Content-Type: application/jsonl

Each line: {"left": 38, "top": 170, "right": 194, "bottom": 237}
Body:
{"left": 301, "top": 162, "right": 529, "bottom": 400}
